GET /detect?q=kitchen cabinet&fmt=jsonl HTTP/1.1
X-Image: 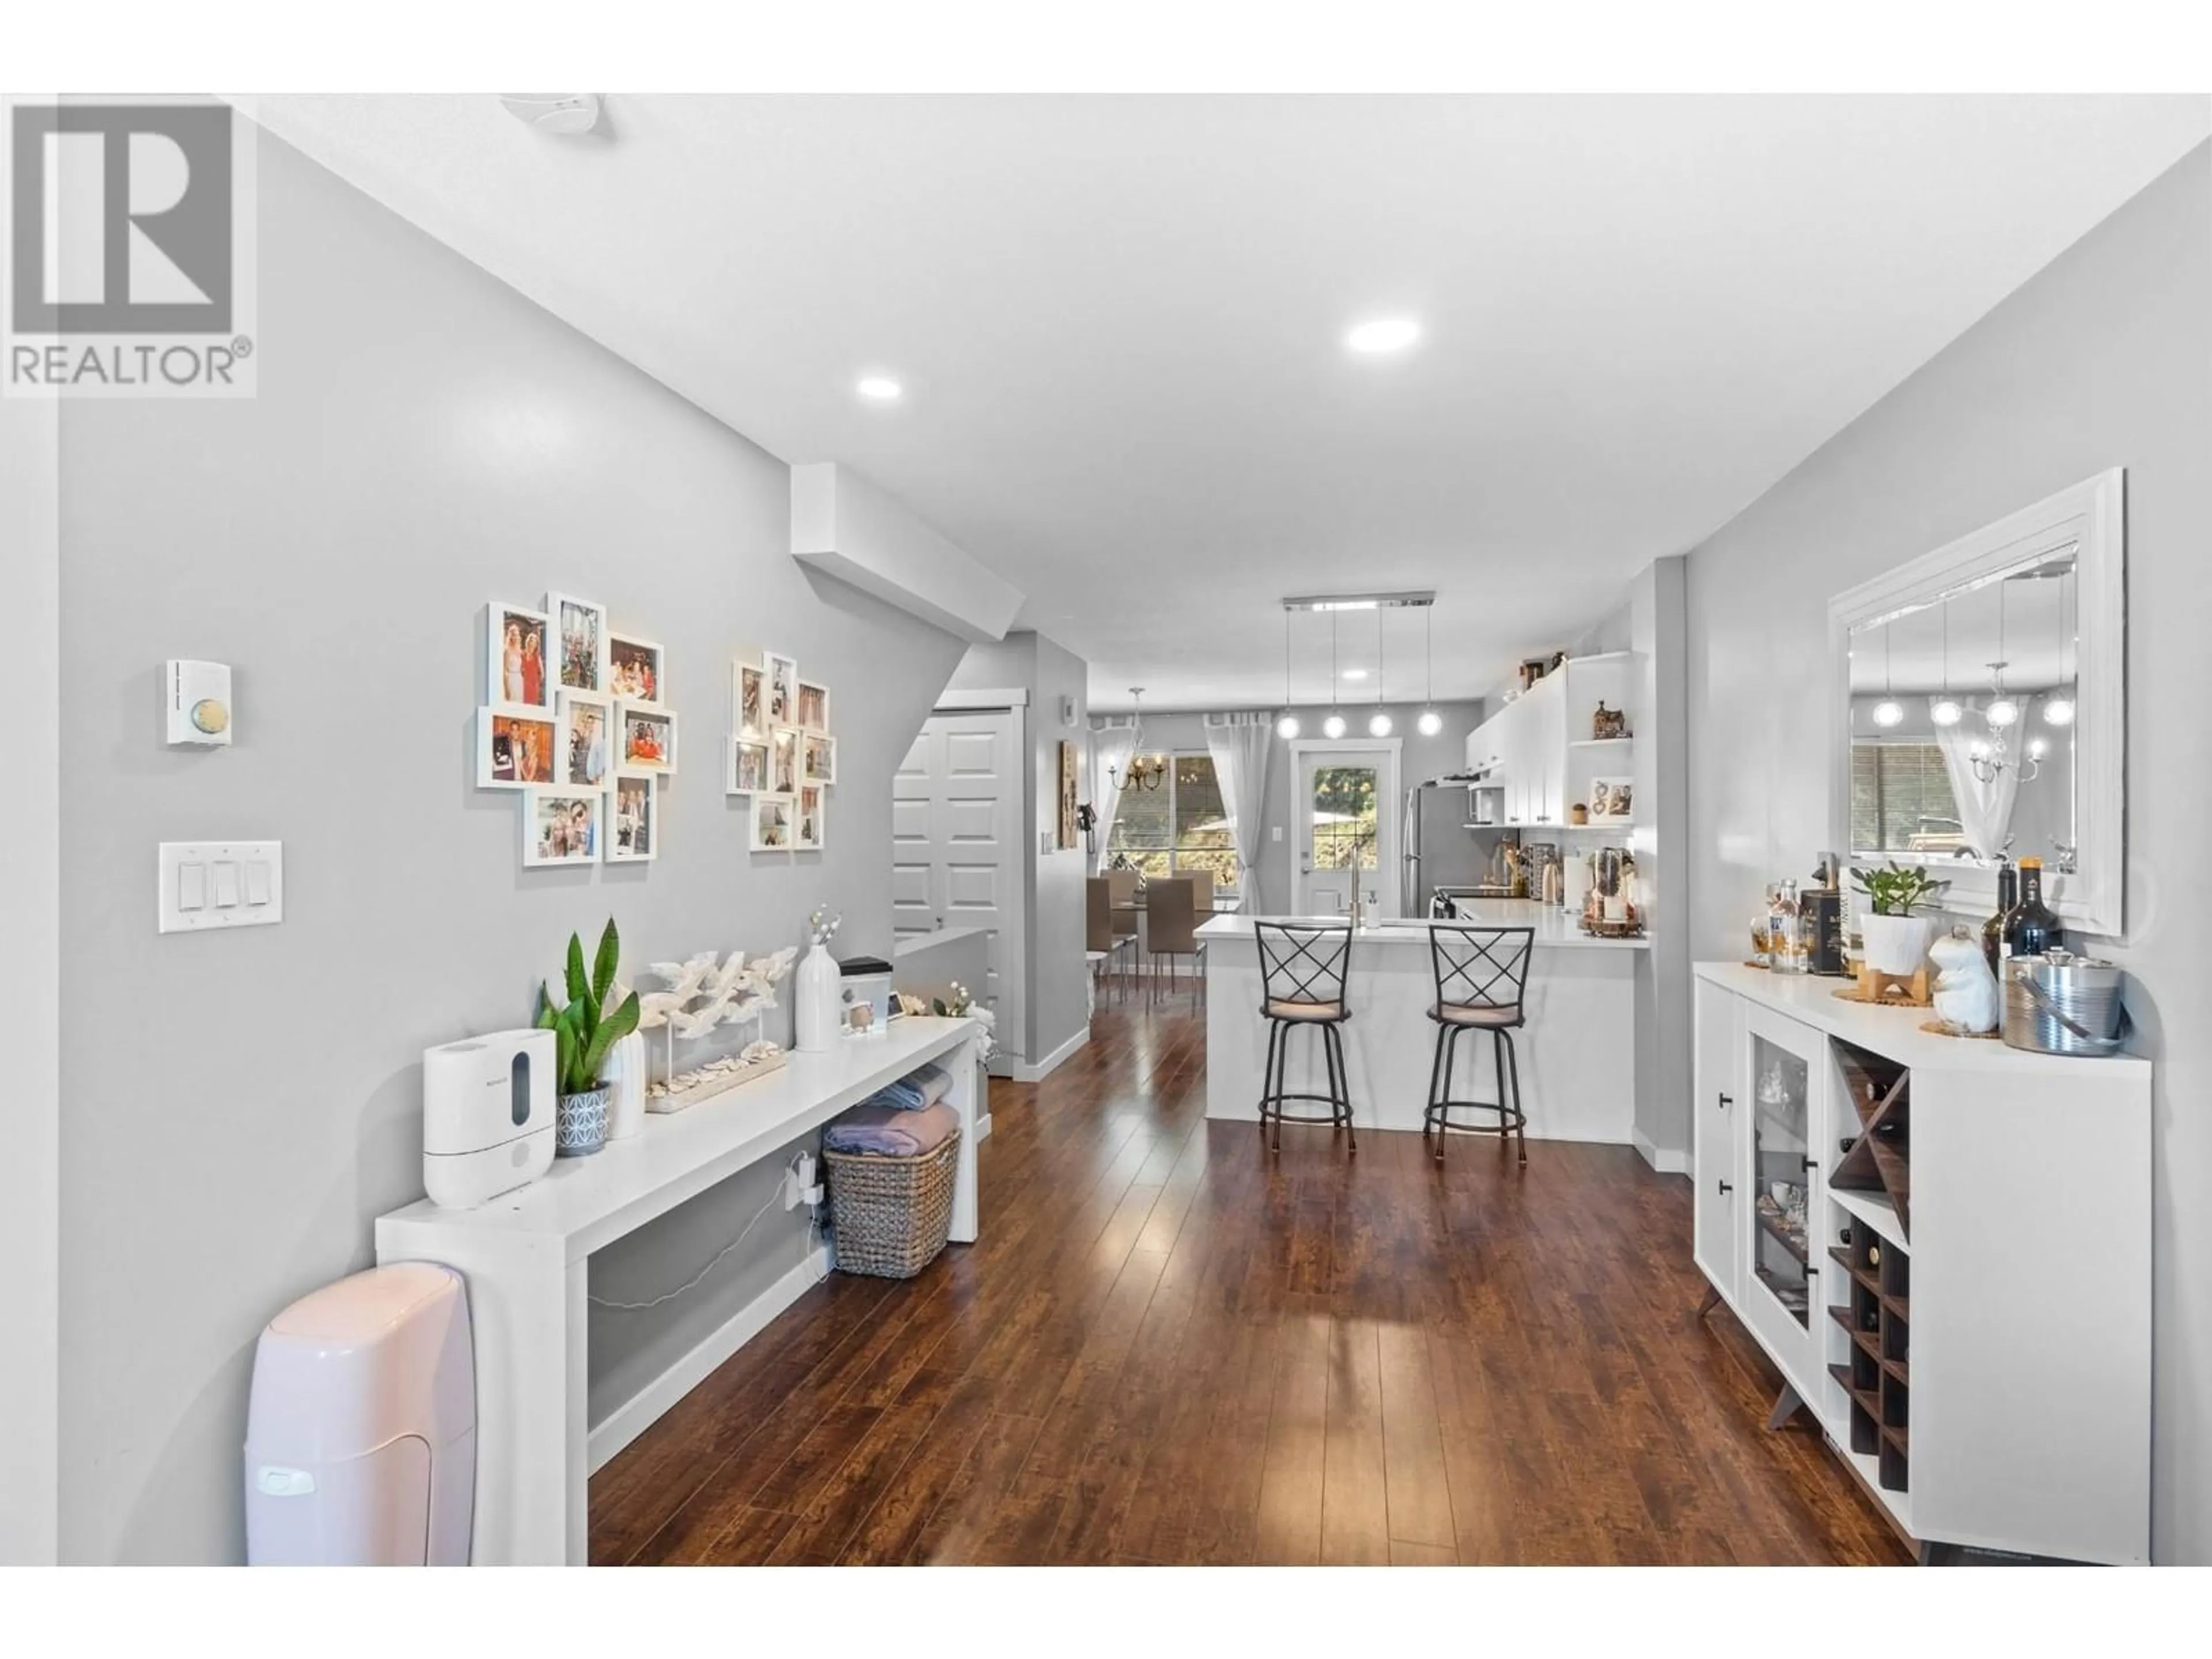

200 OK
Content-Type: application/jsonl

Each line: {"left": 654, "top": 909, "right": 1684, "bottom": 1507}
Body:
{"left": 1465, "top": 673, "right": 1566, "bottom": 827}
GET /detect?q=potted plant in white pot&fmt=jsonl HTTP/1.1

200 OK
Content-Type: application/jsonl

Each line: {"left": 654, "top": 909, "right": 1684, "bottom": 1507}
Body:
{"left": 535, "top": 918, "right": 642, "bottom": 1156}
{"left": 1850, "top": 862, "right": 1950, "bottom": 976}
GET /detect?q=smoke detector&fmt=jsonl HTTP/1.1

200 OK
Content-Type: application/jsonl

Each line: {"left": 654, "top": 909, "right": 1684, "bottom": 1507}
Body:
{"left": 498, "top": 94, "right": 601, "bottom": 137}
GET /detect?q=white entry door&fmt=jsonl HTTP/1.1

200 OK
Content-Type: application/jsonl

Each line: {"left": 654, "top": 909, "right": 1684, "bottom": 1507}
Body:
{"left": 892, "top": 708, "right": 1026, "bottom": 1067}
{"left": 1290, "top": 742, "right": 1400, "bottom": 921}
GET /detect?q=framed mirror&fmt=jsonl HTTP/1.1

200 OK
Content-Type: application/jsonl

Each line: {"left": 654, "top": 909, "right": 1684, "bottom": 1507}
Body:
{"left": 1828, "top": 468, "right": 2124, "bottom": 935}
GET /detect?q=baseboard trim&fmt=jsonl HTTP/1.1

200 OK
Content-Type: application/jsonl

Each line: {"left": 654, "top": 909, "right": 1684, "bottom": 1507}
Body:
{"left": 975, "top": 1111, "right": 993, "bottom": 1144}
{"left": 1632, "top": 1128, "right": 1690, "bottom": 1175}
{"left": 1007, "top": 1024, "right": 1089, "bottom": 1083}
{"left": 586, "top": 1239, "right": 833, "bottom": 1474}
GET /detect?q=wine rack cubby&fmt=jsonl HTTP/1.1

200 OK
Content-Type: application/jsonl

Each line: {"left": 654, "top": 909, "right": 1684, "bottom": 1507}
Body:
{"left": 1827, "top": 1222, "right": 1910, "bottom": 1493}
{"left": 1828, "top": 1039, "right": 1910, "bottom": 1238}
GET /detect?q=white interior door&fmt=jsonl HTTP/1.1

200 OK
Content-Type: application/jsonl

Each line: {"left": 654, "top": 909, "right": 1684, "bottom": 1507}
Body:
{"left": 892, "top": 709, "right": 1026, "bottom": 1066}
{"left": 1291, "top": 742, "right": 1400, "bottom": 921}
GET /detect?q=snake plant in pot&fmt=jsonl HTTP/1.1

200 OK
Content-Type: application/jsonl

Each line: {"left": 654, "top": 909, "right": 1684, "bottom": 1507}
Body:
{"left": 1851, "top": 862, "right": 1950, "bottom": 976}
{"left": 536, "top": 919, "right": 642, "bottom": 1156}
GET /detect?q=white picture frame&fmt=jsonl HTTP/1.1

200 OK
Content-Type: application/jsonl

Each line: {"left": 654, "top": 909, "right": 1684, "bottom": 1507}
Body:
{"left": 607, "top": 632, "right": 666, "bottom": 709}
{"left": 770, "top": 726, "right": 802, "bottom": 795}
{"left": 486, "top": 601, "right": 552, "bottom": 710}
{"left": 607, "top": 774, "right": 658, "bottom": 863}
{"left": 556, "top": 690, "right": 616, "bottom": 791}
{"left": 523, "top": 789, "right": 603, "bottom": 867}
{"left": 732, "top": 660, "right": 768, "bottom": 744}
{"left": 802, "top": 731, "right": 837, "bottom": 785}
{"left": 476, "top": 706, "right": 558, "bottom": 789}
{"left": 796, "top": 783, "right": 826, "bottom": 851}
{"left": 796, "top": 679, "right": 830, "bottom": 734}
{"left": 619, "top": 703, "right": 678, "bottom": 774}
{"left": 546, "top": 592, "right": 608, "bottom": 694}
{"left": 751, "top": 793, "right": 794, "bottom": 852}
{"left": 729, "top": 738, "right": 768, "bottom": 796}
{"left": 764, "top": 652, "right": 800, "bottom": 726}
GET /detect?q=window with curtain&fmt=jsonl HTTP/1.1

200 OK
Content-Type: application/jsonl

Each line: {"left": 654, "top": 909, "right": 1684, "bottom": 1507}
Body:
{"left": 1105, "top": 753, "right": 1239, "bottom": 888}
{"left": 1851, "top": 741, "right": 1966, "bottom": 854}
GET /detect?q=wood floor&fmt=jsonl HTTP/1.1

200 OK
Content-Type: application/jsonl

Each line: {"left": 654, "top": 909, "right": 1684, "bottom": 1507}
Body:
{"left": 590, "top": 1002, "right": 1910, "bottom": 1565}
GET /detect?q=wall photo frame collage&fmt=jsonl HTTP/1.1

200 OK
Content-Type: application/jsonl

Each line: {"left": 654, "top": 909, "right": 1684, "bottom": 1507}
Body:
{"left": 729, "top": 646, "right": 834, "bottom": 853}
{"left": 476, "top": 593, "right": 675, "bottom": 868}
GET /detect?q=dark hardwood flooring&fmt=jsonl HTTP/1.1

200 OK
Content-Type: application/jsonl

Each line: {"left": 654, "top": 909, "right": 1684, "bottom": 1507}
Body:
{"left": 590, "top": 1002, "right": 1910, "bottom": 1565}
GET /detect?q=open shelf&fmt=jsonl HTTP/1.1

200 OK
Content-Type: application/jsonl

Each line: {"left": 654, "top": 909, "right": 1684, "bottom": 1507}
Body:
{"left": 1831, "top": 1209, "right": 1910, "bottom": 1497}
{"left": 1567, "top": 738, "right": 1635, "bottom": 749}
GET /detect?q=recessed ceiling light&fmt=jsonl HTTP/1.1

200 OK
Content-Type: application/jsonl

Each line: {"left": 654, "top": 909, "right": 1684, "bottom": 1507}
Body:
{"left": 857, "top": 376, "right": 903, "bottom": 402}
{"left": 1346, "top": 317, "right": 1420, "bottom": 355}
{"left": 1341, "top": 668, "right": 1369, "bottom": 681}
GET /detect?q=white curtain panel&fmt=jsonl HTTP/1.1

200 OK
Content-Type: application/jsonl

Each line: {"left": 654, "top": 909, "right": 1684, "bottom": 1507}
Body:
{"left": 1205, "top": 712, "right": 1274, "bottom": 903}
{"left": 1933, "top": 723, "right": 2022, "bottom": 861}
{"left": 1090, "top": 721, "right": 1137, "bottom": 875}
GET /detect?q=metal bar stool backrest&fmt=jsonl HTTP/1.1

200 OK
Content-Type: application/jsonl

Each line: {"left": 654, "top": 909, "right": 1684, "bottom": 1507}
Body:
{"left": 1429, "top": 925, "right": 1535, "bottom": 1020}
{"left": 1255, "top": 920, "right": 1353, "bottom": 1019}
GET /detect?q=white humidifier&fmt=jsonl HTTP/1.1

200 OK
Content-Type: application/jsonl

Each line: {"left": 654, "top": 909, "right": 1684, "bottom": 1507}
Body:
{"left": 422, "top": 1028, "right": 555, "bottom": 1210}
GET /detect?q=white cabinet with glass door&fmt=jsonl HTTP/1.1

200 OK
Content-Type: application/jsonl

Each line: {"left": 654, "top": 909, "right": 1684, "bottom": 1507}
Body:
{"left": 1736, "top": 1001, "right": 1827, "bottom": 1391}
{"left": 1289, "top": 741, "right": 1399, "bottom": 920}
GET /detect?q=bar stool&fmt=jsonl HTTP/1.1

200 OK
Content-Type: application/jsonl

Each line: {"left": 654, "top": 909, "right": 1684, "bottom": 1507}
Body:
{"left": 1253, "top": 921, "right": 1356, "bottom": 1155}
{"left": 1423, "top": 925, "right": 1535, "bottom": 1165}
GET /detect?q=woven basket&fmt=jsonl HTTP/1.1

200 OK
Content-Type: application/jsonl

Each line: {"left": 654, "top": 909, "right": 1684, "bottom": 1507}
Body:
{"left": 823, "top": 1130, "right": 961, "bottom": 1279}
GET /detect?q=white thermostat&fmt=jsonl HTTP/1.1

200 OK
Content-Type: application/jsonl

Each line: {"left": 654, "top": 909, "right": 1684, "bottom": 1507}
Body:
{"left": 166, "top": 660, "right": 234, "bottom": 746}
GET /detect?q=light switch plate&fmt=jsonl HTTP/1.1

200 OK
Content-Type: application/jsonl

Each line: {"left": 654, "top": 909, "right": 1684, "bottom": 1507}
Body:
{"left": 160, "top": 840, "right": 283, "bottom": 933}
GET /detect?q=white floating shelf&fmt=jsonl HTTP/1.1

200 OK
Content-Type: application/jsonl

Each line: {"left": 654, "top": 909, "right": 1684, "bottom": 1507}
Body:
{"left": 1568, "top": 738, "right": 1636, "bottom": 749}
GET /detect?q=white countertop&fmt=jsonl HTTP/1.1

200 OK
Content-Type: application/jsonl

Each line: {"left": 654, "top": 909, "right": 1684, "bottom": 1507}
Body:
{"left": 378, "top": 1016, "right": 982, "bottom": 1262}
{"left": 1692, "top": 960, "right": 2149, "bottom": 1077}
{"left": 1198, "top": 900, "right": 1649, "bottom": 951}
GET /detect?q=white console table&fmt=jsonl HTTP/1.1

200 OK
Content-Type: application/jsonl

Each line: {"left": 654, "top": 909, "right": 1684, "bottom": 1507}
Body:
{"left": 1691, "top": 964, "right": 2149, "bottom": 1563}
{"left": 376, "top": 1016, "right": 983, "bottom": 1566}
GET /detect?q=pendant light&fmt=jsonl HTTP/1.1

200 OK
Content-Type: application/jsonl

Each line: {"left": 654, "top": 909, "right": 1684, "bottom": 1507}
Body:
{"left": 1983, "top": 583, "right": 2018, "bottom": 729}
{"left": 2043, "top": 568, "right": 2075, "bottom": 726}
{"left": 1275, "top": 609, "right": 1300, "bottom": 739}
{"left": 1321, "top": 611, "right": 1347, "bottom": 738}
{"left": 1870, "top": 624, "right": 1904, "bottom": 729}
{"left": 1929, "top": 601, "right": 1962, "bottom": 727}
{"left": 1415, "top": 605, "right": 1443, "bottom": 736}
{"left": 1367, "top": 607, "right": 1393, "bottom": 736}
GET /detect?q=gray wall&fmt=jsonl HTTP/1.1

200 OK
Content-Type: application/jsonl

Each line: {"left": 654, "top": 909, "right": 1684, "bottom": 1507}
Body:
{"left": 1104, "top": 700, "right": 1487, "bottom": 915}
{"left": 1683, "top": 143, "right": 2211, "bottom": 1563}
{"left": 944, "top": 630, "right": 1092, "bottom": 1070}
{"left": 54, "top": 130, "right": 964, "bottom": 1562}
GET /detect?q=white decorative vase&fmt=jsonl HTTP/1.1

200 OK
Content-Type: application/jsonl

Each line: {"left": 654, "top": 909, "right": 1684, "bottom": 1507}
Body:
{"left": 793, "top": 942, "right": 840, "bottom": 1053}
{"left": 603, "top": 1031, "right": 647, "bottom": 1140}
{"left": 1861, "top": 912, "right": 1934, "bottom": 976}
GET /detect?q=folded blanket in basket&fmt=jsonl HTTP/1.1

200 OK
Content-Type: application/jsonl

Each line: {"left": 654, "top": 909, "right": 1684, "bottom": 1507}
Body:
{"left": 823, "top": 1099, "right": 960, "bottom": 1157}
{"left": 863, "top": 1062, "right": 955, "bottom": 1113}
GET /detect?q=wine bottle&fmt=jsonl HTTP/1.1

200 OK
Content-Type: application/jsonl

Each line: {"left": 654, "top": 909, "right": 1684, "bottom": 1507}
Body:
{"left": 2003, "top": 856, "right": 2063, "bottom": 960}
{"left": 1982, "top": 857, "right": 2017, "bottom": 978}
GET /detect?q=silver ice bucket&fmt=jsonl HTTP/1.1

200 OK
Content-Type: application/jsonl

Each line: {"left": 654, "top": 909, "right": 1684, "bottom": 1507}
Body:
{"left": 2003, "top": 952, "right": 2129, "bottom": 1057}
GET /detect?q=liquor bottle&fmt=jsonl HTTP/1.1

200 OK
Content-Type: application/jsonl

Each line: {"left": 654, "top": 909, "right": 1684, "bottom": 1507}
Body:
{"left": 1769, "top": 880, "right": 1807, "bottom": 975}
{"left": 2003, "top": 856, "right": 2063, "bottom": 960}
{"left": 1982, "top": 857, "right": 2017, "bottom": 978}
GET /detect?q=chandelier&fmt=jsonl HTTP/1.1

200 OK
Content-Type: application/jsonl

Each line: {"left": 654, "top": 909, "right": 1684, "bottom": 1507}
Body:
{"left": 1110, "top": 688, "right": 1168, "bottom": 792}
{"left": 1967, "top": 658, "right": 2047, "bottom": 785}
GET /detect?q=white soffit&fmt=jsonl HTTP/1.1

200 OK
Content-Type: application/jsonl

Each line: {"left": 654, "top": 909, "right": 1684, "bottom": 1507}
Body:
{"left": 790, "top": 463, "right": 1022, "bottom": 643}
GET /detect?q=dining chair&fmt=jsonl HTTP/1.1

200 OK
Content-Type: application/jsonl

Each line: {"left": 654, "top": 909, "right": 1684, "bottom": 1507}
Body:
{"left": 1144, "top": 877, "right": 1206, "bottom": 1012}
{"left": 1107, "top": 869, "right": 1141, "bottom": 949}
{"left": 1086, "top": 877, "right": 1133, "bottom": 1003}
{"left": 1184, "top": 869, "right": 1215, "bottom": 914}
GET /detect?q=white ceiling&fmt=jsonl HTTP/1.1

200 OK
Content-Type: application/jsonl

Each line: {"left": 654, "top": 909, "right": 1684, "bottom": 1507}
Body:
{"left": 245, "top": 95, "right": 2207, "bottom": 711}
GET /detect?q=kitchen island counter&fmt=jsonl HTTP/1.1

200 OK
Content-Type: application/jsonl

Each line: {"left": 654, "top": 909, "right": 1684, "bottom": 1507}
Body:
{"left": 1200, "top": 907, "right": 1642, "bottom": 1144}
